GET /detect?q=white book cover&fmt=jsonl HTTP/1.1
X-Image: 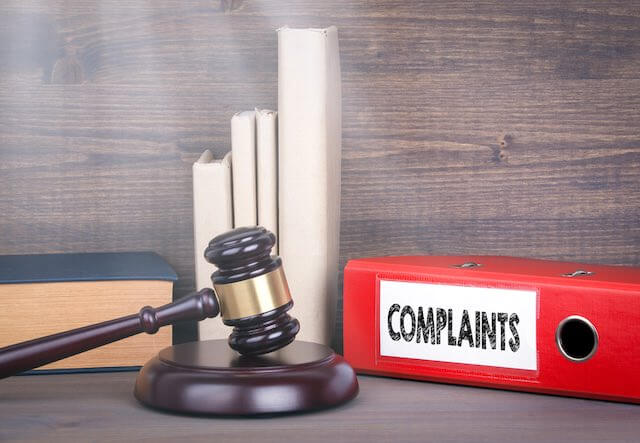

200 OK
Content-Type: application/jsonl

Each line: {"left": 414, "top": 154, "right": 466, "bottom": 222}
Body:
{"left": 192, "top": 149, "right": 233, "bottom": 340}
{"left": 255, "top": 108, "right": 278, "bottom": 253}
{"left": 278, "top": 26, "right": 342, "bottom": 346}
{"left": 231, "top": 110, "right": 257, "bottom": 228}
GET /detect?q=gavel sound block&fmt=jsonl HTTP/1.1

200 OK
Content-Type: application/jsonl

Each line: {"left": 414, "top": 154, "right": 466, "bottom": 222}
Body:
{"left": 0, "top": 227, "right": 358, "bottom": 416}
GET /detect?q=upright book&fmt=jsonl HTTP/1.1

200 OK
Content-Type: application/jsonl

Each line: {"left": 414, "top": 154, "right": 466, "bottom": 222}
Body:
{"left": 255, "top": 108, "right": 279, "bottom": 253}
{"left": 343, "top": 255, "right": 640, "bottom": 403}
{"left": 192, "top": 149, "right": 233, "bottom": 340}
{"left": 0, "top": 252, "right": 176, "bottom": 371}
{"left": 278, "top": 26, "right": 342, "bottom": 346}
{"left": 231, "top": 110, "right": 257, "bottom": 227}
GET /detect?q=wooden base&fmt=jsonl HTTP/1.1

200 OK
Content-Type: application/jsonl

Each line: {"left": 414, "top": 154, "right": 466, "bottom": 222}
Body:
{"left": 134, "top": 340, "right": 359, "bottom": 416}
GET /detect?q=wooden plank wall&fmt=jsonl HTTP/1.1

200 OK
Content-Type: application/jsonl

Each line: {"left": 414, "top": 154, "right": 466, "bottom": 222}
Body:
{"left": 1, "top": 1, "right": 639, "bottom": 347}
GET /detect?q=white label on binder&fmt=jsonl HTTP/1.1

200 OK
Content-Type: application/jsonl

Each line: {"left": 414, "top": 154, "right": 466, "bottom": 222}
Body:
{"left": 379, "top": 280, "right": 537, "bottom": 370}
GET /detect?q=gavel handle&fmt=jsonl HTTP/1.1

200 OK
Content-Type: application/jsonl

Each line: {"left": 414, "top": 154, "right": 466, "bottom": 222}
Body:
{"left": 0, "top": 288, "right": 219, "bottom": 379}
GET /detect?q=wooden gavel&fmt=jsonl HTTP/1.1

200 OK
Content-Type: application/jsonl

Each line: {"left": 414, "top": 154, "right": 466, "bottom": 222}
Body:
{"left": 0, "top": 227, "right": 300, "bottom": 379}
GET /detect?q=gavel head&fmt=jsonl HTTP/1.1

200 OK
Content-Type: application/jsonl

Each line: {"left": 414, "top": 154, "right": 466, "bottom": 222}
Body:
{"left": 205, "top": 226, "right": 300, "bottom": 355}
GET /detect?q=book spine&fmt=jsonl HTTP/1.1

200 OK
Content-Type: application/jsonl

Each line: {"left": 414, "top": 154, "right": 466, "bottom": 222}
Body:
{"left": 192, "top": 150, "right": 233, "bottom": 340}
{"left": 277, "top": 26, "right": 342, "bottom": 346}
{"left": 231, "top": 111, "right": 257, "bottom": 228}
{"left": 255, "top": 108, "right": 279, "bottom": 253}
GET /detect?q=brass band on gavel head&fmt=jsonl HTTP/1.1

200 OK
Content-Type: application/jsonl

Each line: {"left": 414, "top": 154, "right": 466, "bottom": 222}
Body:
{"left": 213, "top": 267, "right": 292, "bottom": 321}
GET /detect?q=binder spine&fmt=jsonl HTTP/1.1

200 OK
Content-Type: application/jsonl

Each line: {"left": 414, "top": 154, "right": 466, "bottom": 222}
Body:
{"left": 344, "top": 256, "right": 640, "bottom": 404}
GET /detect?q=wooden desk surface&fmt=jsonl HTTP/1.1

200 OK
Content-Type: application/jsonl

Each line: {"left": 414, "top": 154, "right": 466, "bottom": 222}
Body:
{"left": 1, "top": 372, "right": 637, "bottom": 442}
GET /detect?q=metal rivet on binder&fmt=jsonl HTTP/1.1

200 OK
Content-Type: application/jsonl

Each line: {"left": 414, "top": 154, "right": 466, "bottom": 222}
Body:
{"left": 562, "top": 270, "right": 595, "bottom": 277}
{"left": 452, "top": 262, "right": 482, "bottom": 269}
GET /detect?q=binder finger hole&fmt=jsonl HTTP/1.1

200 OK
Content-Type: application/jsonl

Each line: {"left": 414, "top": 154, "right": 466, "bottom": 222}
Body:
{"left": 556, "top": 316, "right": 598, "bottom": 362}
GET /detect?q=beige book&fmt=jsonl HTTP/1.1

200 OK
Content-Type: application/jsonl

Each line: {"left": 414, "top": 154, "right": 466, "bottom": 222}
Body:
{"left": 192, "top": 150, "right": 233, "bottom": 340}
{"left": 255, "top": 108, "right": 279, "bottom": 253}
{"left": 278, "top": 26, "right": 342, "bottom": 346}
{"left": 231, "top": 110, "right": 257, "bottom": 228}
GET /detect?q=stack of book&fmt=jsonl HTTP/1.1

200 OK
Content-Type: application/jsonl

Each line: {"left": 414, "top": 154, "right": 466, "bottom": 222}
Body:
{"left": 194, "top": 26, "right": 342, "bottom": 346}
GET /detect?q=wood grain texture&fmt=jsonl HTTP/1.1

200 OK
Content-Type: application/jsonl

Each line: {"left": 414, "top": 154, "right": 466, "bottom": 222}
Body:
{"left": 1, "top": 1, "right": 639, "bottom": 348}
{"left": 1, "top": 372, "right": 639, "bottom": 441}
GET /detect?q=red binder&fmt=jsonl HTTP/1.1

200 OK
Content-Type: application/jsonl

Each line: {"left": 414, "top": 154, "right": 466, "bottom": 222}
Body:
{"left": 343, "top": 256, "right": 640, "bottom": 403}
